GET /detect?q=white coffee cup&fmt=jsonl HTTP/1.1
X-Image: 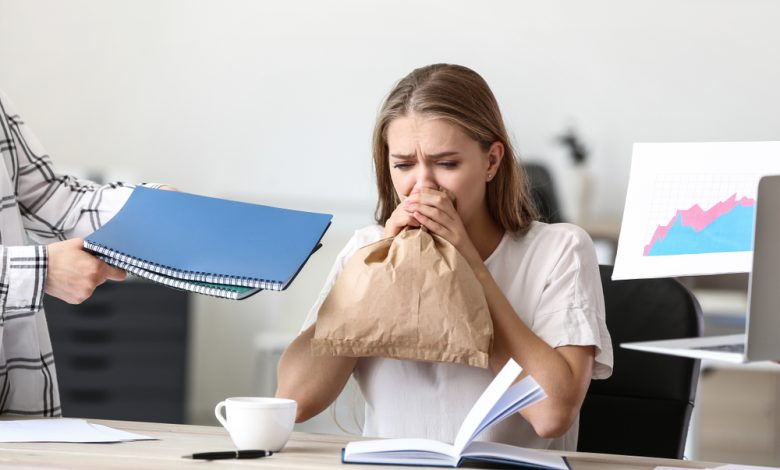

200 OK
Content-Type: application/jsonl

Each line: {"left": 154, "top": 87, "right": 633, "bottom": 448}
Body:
{"left": 214, "top": 397, "right": 297, "bottom": 451}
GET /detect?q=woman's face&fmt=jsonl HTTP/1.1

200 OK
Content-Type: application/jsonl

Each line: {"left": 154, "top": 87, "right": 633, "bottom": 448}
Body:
{"left": 386, "top": 113, "right": 502, "bottom": 226}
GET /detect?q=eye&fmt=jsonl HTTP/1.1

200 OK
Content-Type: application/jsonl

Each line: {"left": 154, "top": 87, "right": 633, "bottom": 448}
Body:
{"left": 392, "top": 162, "right": 414, "bottom": 170}
{"left": 437, "top": 161, "right": 459, "bottom": 169}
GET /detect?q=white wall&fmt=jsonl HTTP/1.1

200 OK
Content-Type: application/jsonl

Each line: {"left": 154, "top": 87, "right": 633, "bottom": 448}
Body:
{"left": 1, "top": 0, "right": 779, "bottom": 426}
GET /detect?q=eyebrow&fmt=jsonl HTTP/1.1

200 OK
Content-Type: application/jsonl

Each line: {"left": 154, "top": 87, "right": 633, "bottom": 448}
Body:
{"left": 389, "top": 151, "right": 461, "bottom": 160}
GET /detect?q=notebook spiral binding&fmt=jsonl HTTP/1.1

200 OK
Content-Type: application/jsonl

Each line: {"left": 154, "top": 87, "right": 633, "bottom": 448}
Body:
{"left": 95, "top": 255, "right": 248, "bottom": 300}
{"left": 84, "top": 241, "right": 283, "bottom": 291}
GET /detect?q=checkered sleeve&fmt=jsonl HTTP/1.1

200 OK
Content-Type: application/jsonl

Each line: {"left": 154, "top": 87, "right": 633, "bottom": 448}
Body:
{"left": 0, "top": 245, "right": 47, "bottom": 315}
{"left": 0, "top": 91, "right": 147, "bottom": 241}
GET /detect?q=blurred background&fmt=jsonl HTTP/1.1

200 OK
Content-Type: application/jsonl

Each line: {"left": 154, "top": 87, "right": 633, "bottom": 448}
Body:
{"left": 1, "top": 0, "right": 779, "bottom": 464}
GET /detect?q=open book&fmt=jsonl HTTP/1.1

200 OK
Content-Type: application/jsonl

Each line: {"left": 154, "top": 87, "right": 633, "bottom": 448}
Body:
{"left": 342, "top": 359, "right": 568, "bottom": 469}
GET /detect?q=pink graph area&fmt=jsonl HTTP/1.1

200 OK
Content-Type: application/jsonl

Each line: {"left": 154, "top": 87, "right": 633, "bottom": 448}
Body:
{"left": 643, "top": 194, "right": 755, "bottom": 256}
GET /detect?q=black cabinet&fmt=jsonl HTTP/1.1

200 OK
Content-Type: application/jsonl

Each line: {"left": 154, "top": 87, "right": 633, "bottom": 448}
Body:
{"left": 45, "top": 281, "right": 189, "bottom": 423}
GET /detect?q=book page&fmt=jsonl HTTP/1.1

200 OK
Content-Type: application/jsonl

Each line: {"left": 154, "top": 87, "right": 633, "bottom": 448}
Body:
{"left": 461, "top": 441, "right": 568, "bottom": 470}
{"left": 344, "top": 359, "right": 552, "bottom": 467}
{"left": 344, "top": 438, "right": 457, "bottom": 465}
{"left": 453, "top": 358, "right": 521, "bottom": 453}
{"left": 466, "top": 376, "right": 546, "bottom": 442}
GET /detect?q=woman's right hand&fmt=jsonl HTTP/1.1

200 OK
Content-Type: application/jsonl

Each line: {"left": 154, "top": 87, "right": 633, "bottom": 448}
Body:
{"left": 382, "top": 198, "right": 421, "bottom": 238}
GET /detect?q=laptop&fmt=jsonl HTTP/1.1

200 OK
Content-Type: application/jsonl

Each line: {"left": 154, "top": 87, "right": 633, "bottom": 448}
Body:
{"left": 621, "top": 175, "right": 780, "bottom": 363}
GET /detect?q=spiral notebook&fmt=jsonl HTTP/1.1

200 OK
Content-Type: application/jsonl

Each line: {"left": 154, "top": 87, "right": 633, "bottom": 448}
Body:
{"left": 84, "top": 187, "right": 332, "bottom": 300}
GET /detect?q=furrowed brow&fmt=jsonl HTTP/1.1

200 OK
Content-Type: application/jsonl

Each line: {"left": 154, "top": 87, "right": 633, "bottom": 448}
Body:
{"left": 427, "top": 151, "right": 460, "bottom": 159}
{"left": 389, "top": 151, "right": 460, "bottom": 160}
{"left": 389, "top": 153, "right": 416, "bottom": 160}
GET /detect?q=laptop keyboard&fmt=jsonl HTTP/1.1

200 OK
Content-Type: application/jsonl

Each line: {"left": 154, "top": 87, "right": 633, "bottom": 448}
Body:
{"left": 694, "top": 343, "right": 745, "bottom": 353}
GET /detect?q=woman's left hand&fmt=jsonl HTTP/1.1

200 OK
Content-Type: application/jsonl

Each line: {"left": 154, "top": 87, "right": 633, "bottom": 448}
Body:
{"left": 404, "top": 187, "right": 483, "bottom": 268}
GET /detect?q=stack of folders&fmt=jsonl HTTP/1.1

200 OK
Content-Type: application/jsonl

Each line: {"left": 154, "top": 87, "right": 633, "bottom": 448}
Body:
{"left": 84, "top": 187, "right": 332, "bottom": 300}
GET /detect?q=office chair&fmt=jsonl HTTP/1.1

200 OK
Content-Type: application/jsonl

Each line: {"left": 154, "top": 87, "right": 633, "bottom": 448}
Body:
{"left": 523, "top": 163, "right": 564, "bottom": 224}
{"left": 577, "top": 265, "right": 703, "bottom": 459}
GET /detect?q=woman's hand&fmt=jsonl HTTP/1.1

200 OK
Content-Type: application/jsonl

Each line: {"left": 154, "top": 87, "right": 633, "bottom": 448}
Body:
{"left": 404, "top": 187, "right": 482, "bottom": 268}
{"left": 382, "top": 197, "right": 421, "bottom": 238}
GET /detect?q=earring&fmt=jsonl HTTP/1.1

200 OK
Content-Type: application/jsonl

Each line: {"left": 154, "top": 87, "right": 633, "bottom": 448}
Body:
{"left": 487, "top": 173, "right": 493, "bottom": 181}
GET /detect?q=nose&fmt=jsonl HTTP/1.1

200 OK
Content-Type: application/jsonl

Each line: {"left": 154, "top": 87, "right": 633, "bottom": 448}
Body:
{"left": 411, "top": 164, "right": 438, "bottom": 195}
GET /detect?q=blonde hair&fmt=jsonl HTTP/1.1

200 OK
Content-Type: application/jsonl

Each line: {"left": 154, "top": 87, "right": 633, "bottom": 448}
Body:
{"left": 372, "top": 64, "right": 538, "bottom": 233}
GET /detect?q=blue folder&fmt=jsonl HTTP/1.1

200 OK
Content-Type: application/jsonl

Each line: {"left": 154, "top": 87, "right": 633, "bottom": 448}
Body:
{"left": 84, "top": 187, "right": 332, "bottom": 299}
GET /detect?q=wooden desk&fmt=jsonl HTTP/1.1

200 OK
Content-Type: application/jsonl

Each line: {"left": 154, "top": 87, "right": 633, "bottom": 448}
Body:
{"left": 0, "top": 419, "right": 718, "bottom": 470}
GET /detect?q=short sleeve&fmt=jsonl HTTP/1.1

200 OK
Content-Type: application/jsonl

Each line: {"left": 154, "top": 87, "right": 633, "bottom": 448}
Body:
{"left": 299, "top": 225, "right": 385, "bottom": 332}
{"left": 531, "top": 225, "right": 613, "bottom": 379}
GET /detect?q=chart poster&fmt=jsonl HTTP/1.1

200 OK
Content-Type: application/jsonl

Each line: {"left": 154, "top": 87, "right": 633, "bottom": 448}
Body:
{"left": 612, "top": 142, "right": 780, "bottom": 280}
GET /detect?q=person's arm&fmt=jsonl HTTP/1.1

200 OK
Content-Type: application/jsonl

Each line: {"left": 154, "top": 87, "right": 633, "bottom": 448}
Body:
{"left": 0, "top": 90, "right": 167, "bottom": 305}
{"left": 477, "top": 269, "right": 594, "bottom": 439}
{"left": 1, "top": 90, "right": 164, "bottom": 242}
{"left": 276, "top": 325, "right": 357, "bottom": 422}
{"left": 275, "top": 231, "right": 367, "bottom": 422}
{"left": 408, "top": 188, "right": 599, "bottom": 439}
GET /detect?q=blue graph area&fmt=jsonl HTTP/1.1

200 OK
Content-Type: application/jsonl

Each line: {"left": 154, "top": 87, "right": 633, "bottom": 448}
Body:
{"left": 647, "top": 204, "right": 756, "bottom": 256}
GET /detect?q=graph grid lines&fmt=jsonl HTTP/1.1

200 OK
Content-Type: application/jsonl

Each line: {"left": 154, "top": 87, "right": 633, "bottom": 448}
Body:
{"left": 643, "top": 173, "right": 758, "bottom": 256}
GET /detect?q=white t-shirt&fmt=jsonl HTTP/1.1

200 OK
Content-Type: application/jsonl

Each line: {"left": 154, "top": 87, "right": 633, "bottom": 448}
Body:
{"left": 301, "top": 221, "right": 613, "bottom": 451}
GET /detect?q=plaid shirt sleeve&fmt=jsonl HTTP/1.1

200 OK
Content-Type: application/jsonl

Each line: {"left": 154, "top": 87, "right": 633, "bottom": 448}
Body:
{"left": 6, "top": 107, "right": 136, "bottom": 242}
{"left": 0, "top": 89, "right": 158, "bottom": 314}
{"left": 0, "top": 245, "right": 47, "bottom": 314}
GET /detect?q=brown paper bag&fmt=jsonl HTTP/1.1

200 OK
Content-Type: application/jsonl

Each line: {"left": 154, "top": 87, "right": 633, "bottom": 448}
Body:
{"left": 311, "top": 227, "right": 493, "bottom": 368}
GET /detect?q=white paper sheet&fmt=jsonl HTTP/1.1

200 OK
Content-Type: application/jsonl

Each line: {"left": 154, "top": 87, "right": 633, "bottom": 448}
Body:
{"left": 613, "top": 142, "right": 780, "bottom": 280}
{"left": 0, "top": 418, "right": 155, "bottom": 443}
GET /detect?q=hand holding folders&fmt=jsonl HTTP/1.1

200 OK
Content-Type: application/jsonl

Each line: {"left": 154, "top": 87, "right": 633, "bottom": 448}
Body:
{"left": 312, "top": 227, "right": 493, "bottom": 368}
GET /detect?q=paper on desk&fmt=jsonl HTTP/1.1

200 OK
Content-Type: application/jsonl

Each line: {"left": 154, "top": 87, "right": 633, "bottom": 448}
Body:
{"left": 0, "top": 418, "right": 155, "bottom": 443}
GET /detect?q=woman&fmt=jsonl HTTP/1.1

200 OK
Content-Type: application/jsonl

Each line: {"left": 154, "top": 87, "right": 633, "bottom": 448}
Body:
{"left": 277, "top": 64, "right": 612, "bottom": 451}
